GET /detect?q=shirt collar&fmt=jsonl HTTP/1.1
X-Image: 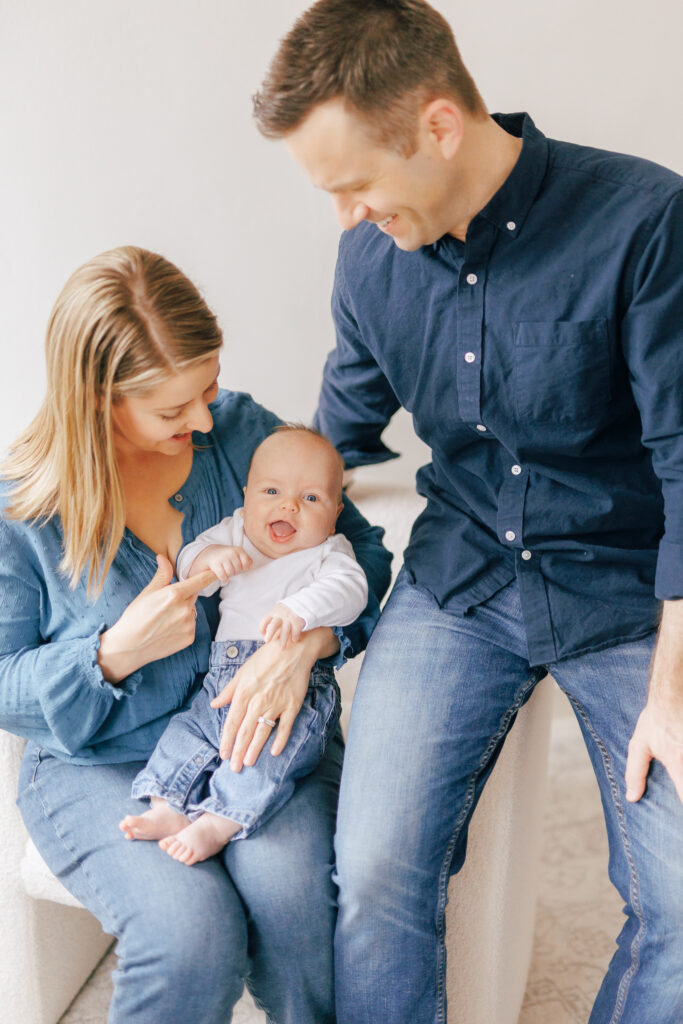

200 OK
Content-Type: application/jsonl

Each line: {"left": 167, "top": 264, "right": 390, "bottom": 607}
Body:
{"left": 475, "top": 112, "right": 549, "bottom": 238}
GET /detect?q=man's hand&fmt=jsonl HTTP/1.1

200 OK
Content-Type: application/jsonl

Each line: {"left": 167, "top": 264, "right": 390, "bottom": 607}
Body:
{"left": 625, "top": 599, "right": 683, "bottom": 803}
{"left": 260, "top": 602, "right": 307, "bottom": 647}
{"left": 190, "top": 544, "right": 252, "bottom": 583}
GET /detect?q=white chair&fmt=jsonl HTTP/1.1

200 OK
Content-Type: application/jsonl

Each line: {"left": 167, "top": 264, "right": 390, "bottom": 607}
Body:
{"left": 0, "top": 473, "right": 553, "bottom": 1024}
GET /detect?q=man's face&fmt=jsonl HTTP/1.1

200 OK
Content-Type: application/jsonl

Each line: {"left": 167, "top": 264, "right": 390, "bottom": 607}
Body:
{"left": 285, "top": 97, "right": 460, "bottom": 251}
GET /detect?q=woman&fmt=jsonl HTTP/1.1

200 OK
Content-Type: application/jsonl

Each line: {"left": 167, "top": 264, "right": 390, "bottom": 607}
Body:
{"left": 0, "top": 246, "right": 391, "bottom": 1023}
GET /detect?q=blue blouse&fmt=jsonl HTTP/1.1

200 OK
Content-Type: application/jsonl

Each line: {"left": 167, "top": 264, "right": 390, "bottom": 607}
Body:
{"left": 316, "top": 112, "right": 683, "bottom": 666}
{"left": 0, "top": 390, "right": 392, "bottom": 764}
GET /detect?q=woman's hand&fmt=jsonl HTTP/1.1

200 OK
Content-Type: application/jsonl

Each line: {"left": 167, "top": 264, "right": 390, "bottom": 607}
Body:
{"left": 97, "top": 555, "right": 215, "bottom": 683}
{"left": 211, "top": 626, "right": 339, "bottom": 771}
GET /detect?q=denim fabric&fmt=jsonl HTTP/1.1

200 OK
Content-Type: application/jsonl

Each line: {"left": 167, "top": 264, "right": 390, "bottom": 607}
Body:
{"left": 315, "top": 113, "right": 683, "bottom": 665}
{"left": 0, "top": 389, "right": 390, "bottom": 764}
{"left": 334, "top": 570, "right": 683, "bottom": 1024}
{"left": 132, "top": 639, "right": 341, "bottom": 840}
{"left": 17, "top": 728, "right": 343, "bottom": 1024}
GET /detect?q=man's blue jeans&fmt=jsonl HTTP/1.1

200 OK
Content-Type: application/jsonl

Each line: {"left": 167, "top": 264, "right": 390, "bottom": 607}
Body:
{"left": 335, "top": 570, "right": 683, "bottom": 1024}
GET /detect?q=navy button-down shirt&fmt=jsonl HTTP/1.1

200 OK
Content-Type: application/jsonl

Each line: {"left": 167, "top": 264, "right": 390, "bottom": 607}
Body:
{"left": 315, "top": 113, "right": 683, "bottom": 666}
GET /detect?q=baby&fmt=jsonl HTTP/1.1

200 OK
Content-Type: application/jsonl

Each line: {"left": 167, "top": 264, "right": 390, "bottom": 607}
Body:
{"left": 119, "top": 425, "right": 367, "bottom": 864}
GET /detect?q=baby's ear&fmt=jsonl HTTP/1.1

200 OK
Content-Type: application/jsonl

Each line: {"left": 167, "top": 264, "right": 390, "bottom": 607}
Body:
{"left": 330, "top": 501, "right": 344, "bottom": 533}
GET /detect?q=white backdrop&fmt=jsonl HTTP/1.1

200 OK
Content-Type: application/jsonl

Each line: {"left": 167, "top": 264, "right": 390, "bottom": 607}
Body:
{"left": 1, "top": 0, "right": 681, "bottom": 478}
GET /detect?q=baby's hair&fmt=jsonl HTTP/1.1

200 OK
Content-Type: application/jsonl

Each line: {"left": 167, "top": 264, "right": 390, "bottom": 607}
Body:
{"left": 249, "top": 423, "right": 345, "bottom": 499}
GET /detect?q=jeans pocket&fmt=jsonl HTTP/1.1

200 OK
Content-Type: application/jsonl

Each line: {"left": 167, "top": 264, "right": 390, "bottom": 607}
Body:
{"left": 513, "top": 318, "right": 611, "bottom": 424}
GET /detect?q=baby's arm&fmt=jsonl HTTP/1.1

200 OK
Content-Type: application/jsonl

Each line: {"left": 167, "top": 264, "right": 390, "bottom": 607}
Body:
{"left": 189, "top": 544, "right": 252, "bottom": 583}
{"left": 260, "top": 535, "right": 368, "bottom": 647}
{"left": 176, "top": 513, "right": 251, "bottom": 594}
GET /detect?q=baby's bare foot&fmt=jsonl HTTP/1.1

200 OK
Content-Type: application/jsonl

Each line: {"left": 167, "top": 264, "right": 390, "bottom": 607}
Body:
{"left": 159, "top": 813, "right": 240, "bottom": 866}
{"left": 119, "top": 799, "right": 189, "bottom": 841}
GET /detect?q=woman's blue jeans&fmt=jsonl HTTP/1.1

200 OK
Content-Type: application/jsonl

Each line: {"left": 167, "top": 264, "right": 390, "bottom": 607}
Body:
{"left": 334, "top": 570, "right": 683, "bottom": 1024}
{"left": 17, "top": 727, "right": 343, "bottom": 1024}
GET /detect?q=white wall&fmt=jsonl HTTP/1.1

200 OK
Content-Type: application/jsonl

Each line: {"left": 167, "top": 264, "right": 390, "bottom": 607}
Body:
{"left": 1, "top": 0, "right": 681, "bottom": 479}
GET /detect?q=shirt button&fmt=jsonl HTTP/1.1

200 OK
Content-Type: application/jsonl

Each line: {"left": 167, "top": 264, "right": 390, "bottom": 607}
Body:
{"left": 507, "top": 221, "right": 516, "bottom": 231}
{"left": 466, "top": 273, "right": 478, "bottom": 285}
{"left": 464, "top": 352, "right": 476, "bottom": 364}
{"left": 226, "top": 645, "right": 239, "bottom": 658}
{"left": 521, "top": 550, "right": 532, "bottom": 561}
{"left": 174, "top": 493, "right": 183, "bottom": 502}
{"left": 505, "top": 530, "right": 516, "bottom": 542}
{"left": 511, "top": 464, "right": 522, "bottom": 475}
{"left": 476, "top": 424, "right": 487, "bottom": 432}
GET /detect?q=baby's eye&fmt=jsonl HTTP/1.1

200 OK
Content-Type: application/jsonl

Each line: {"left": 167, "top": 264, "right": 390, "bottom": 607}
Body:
{"left": 265, "top": 487, "right": 278, "bottom": 495}
{"left": 304, "top": 494, "right": 318, "bottom": 503}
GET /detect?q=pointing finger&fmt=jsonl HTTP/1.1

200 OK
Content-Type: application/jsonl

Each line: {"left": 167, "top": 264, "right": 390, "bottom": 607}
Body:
{"left": 173, "top": 569, "right": 216, "bottom": 599}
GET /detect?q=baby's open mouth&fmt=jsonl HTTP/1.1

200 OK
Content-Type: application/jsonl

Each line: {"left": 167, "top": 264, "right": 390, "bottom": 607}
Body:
{"left": 269, "top": 520, "right": 296, "bottom": 541}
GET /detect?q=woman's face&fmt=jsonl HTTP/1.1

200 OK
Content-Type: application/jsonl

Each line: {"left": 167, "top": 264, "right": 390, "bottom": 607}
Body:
{"left": 111, "top": 355, "right": 220, "bottom": 458}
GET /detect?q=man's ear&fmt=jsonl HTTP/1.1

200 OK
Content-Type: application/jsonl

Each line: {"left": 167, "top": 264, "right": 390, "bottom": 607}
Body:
{"left": 420, "top": 98, "right": 464, "bottom": 160}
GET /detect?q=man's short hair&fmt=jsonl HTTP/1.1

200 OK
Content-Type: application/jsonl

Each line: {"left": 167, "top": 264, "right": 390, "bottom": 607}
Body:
{"left": 253, "top": 0, "right": 485, "bottom": 155}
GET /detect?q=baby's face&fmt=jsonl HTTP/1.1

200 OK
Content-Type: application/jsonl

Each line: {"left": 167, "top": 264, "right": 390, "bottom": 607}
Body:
{"left": 243, "top": 432, "right": 344, "bottom": 559}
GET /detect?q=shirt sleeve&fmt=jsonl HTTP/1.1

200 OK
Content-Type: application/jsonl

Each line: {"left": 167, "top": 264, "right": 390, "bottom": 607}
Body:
{"left": 621, "top": 188, "right": 683, "bottom": 600}
{"left": 176, "top": 511, "right": 242, "bottom": 596}
{"left": 0, "top": 518, "right": 142, "bottom": 756}
{"left": 326, "top": 492, "right": 392, "bottom": 665}
{"left": 280, "top": 534, "right": 369, "bottom": 631}
{"left": 314, "top": 240, "right": 402, "bottom": 468}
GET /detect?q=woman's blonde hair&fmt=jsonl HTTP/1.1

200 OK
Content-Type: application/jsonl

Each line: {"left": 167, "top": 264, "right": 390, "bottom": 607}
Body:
{"left": 2, "top": 245, "right": 223, "bottom": 593}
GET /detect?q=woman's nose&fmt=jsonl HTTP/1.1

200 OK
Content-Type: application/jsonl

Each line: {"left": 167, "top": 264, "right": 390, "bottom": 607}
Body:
{"left": 187, "top": 400, "right": 214, "bottom": 434}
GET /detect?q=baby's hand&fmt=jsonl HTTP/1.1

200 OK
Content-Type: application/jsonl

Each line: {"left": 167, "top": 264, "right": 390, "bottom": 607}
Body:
{"left": 190, "top": 544, "right": 252, "bottom": 583}
{"left": 260, "top": 603, "right": 306, "bottom": 648}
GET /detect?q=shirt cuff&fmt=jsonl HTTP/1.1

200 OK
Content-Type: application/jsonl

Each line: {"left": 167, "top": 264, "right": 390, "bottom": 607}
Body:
{"left": 83, "top": 625, "right": 143, "bottom": 699}
{"left": 340, "top": 443, "right": 400, "bottom": 470}
{"left": 319, "top": 625, "right": 353, "bottom": 671}
{"left": 654, "top": 540, "right": 683, "bottom": 600}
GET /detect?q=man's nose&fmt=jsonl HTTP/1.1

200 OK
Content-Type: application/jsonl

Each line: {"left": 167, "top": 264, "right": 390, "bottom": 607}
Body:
{"left": 332, "top": 194, "right": 369, "bottom": 231}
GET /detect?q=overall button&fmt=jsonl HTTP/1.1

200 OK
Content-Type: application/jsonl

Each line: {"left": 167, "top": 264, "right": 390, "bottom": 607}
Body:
{"left": 226, "top": 645, "right": 239, "bottom": 658}
{"left": 464, "top": 352, "right": 476, "bottom": 363}
{"left": 174, "top": 493, "right": 183, "bottom": 502}
{"left": 521, "top": 550, "right": 532, "bottom": 561}
{"left": 476, "top": 424, "right": 487, "bottom": 432}
{"left": 505, "top": 530, "right": 516, "bottom": 542}
{"left": 193, "top": 755, "right": 204, "bottom": 766}
{"left": 507, "top": 221, "right": 516, "bottom": 231}
{"left": 511, "top": 464, "right": 522, "bottom": 475}
{"left": 466, "top": 272, "right": 478, "bottom": 285}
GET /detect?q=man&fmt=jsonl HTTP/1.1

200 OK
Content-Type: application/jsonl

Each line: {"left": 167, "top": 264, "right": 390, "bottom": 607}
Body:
{"left": 253, "top": 2, "right": 683, "bottom": 1021}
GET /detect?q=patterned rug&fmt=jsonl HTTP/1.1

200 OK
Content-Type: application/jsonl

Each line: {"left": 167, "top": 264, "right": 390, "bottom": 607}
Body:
{"left": 60, "top": 705, "right": 623, "bottom": 1024}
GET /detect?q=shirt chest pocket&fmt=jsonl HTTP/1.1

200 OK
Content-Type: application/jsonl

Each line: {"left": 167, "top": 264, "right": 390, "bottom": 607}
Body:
{"left": 513, "top": 318, "right": 611, "bottom": 424}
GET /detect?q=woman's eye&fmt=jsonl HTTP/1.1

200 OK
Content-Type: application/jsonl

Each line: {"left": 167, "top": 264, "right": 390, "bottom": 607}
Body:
{"left": 159, "top": 412, "right": 181, "bottom": 422}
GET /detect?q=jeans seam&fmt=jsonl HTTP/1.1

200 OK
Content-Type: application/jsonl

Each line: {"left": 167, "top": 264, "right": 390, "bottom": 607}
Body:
{"left": 27, "top": 769, "right": 123, "bottom": 937}
{"left": 434, "top": 668, "right": 544, "bottom": 1022}
{"left": 561, "top": 689, "right": 644, "bottom": 1024}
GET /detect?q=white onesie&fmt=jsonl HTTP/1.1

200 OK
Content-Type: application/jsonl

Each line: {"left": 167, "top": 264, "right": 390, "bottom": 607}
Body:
{"left": 176, "top": 507, "right": 368, "bottom": 641}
